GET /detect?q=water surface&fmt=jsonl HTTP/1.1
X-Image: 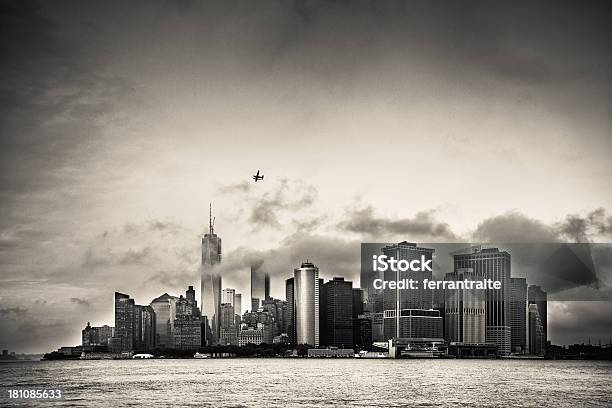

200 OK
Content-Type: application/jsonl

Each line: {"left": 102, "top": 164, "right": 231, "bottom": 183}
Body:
{"left": 1, "top": 359, "right": 611, "bottom": 407}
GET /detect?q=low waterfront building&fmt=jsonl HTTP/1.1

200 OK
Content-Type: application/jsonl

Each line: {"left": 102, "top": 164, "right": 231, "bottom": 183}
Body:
{"left": 238, "top": 324, "right": 264, "bottom": 346}
{"left": 307, "top": 348, "right": 354, "bottom": 357}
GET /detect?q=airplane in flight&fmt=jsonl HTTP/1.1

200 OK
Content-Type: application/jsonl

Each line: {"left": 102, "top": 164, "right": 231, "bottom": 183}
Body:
{"left": 252, "top": 170, "right": 264, "bottom": 182}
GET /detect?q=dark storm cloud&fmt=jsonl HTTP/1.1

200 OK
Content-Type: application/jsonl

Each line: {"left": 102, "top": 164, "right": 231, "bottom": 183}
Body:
{"left": 118, "top": 248, "right": 152, "bottom": 265}
{"left": 0, "top": 317, "right": 74, "bottom": 353}
{"left": 338, "top": 206, "right": 459, "bottom": 241}
{"left": 473, "top": 211, "right": 561, "bottom": 243}
{"left": 69, "top": 297, "right": 90, "bottom": 306}
{"left": 219, "top": 182, "right": 253, "bottom": 194}
{"left": 0, "top": 0, "right": 140, "bottom": 207}
{"left": 558, "top": 208, "right": 612, "bottom": 243}
{"left": 220, "top": 179, "right": 318, "bottom": 230}
{"left": 249, "top": 181, "right": 317, "bottom": 230}
{"left": 0, "top": 307, "right": 27, "bottom": 317}
{"left": 219, "top": 234, "right": 360, "bottom": 285}
{"left": 147, "top": 269, "right": 199, "bottom": 290}
{"left": 549, "top": 301, "right": 612, "bottom": 345}
{"left": 82, "top": 247, "right": 155, "bottom": 268}
{"left": 473, "top": 209, "right": 612, "bottom": 243}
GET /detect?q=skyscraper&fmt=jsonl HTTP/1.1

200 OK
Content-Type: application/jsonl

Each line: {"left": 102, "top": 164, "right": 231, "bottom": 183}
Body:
{"left": 360, "top": 243, "right": 389, "bottom": 304}
{"left": 219, "top": 302, "right": 237, "bottom": 346}
{"left": 381, "top": 242, "right": 435, "bottom": 340}
{"left": 186, "top": 285, "right": 196, "bottom": 303}
{"left": 114, "top": 292, "right": 155, "bottom": 352}
{"left": 510, "top": 278, "right": 528, "bottom": 353}
{"left": 528, "top": 285, "right": 548, "bottom": 345}
{"left": 251, "top": 298, "right": 260, "bottom": 312}
{"left": 134, "top": 304, "right": 156, "bottom": 352}
{"left": 444, "top": 268, "right": 486, "bottom": 344}
{"left": 285, "top": 277, "right": 295, "bottom": 344}
{"left": 220, "top": 303, "right": 235, "bottom": 329}
{"left": 352, "top": 288, "right": 364, "bottom": 349}
{"left": 114, "top": 292, "right": 135, "bottom": 352}
{"left": 321, "top": 277, "right": 353, "bottom": 348}
{"left": 251, "top": 260, "right": 269, "bottom": 311}
{"left": 201, "top": 204, "right": 222, "bottom": 345}
{"left": 222, "top": 288, "right": 235, "bottom": 306}
{"left": 262, "top": 298, "right": 287, "bottom": 338}
{"left": 150, "top": 293, "right": 178, "bottom": 349}
{"left": 234, "top": 293, "right": 242, "bottom": 323}
{"left": 454, "top": 247, "right": 511, "bottom": 355}
{"left": 173, "top": 287, "right": 201, "bottom": 351}
{"left": 294, "top": 261, "right": 319, "bottom": 347}
{"left": 528, "top": 303, "right": 545, "bottom": 355}
{"left": 382, "top": 242, "right": 434, "bottom": 312}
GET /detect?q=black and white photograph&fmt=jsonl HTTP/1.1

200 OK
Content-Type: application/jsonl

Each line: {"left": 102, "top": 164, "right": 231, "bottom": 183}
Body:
{"left": 1, "top": 1, "right": 611, "bottom": 406}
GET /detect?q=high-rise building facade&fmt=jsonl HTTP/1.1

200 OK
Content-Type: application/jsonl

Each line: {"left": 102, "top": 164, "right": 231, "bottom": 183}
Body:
{"left": 186, "top": 285, "right": 196, "bottom": 303}
{"left": 294, "top": 261, "right": 319, "bottom": 347}
{"left": 201, "top": 205, "right": 222, "bottom": 345}
{"left": 233, "top": 293, "right": 242, "bottom": 328}
{"left": 321, "top": 277, "right": 353, "bottom": 348}
{"left": 355, "top": 313, "right": 373, "bottom": 351}
{"left": 222, "top": 288, "right": 235, "bottom": 306}
{"left": 352, "top": 288, "right": 364, "bottom": 349}
{"left": 262, "top": 298, "right": 287, "bottom": 337}
{"left": 173, "top": 287, "right": 201, "bottom": 351}
{"left": 219, "top": 301, "right": 238, "bottom": 345}
{"left": 251, "top": 298, "right": 260, "bottom": 312}
{"left": 444, "top": 268, "right": 486, "bottom": 344}
{"left": 454, "top": 247, "right": 511, "bottom": 355}
{"left": 285, "top": 277, "right": 295, "bottom": 344}
{"left": 510, "top": 278, "right": 528, "bottom": 353}
{"left": 114, "top": 292, "right": 135, "bottom": 352}
{"left": 528, "top": 303, "right": 545, "bottom": 355}
{"left": 382, "top": 242, "right": 434, "bottom": 312}
{"left": 528, "top": 285, "right": 547, "bottom": 345}
{"left": 381, "top": 242, "right": 435, "bottom": 341}
{"left": 134, "top": 305, "right": 156, "bottom": 352}
{"left": 250, "top": 260, "right": 269, "bottom": 311}
{"left": 150, "top": 293, "right": 178, "bottom": 349}
{"left": 360, "top": 243, "right": 389, "bottom": 304}
{"left": 113, "top": 292, "right": 155, "bottom": 353}
{"left": 383, "top": 309, "right": 443, "bottom": 340}
{"left": 220, "top": 303, "right": 235, "bottom": 330}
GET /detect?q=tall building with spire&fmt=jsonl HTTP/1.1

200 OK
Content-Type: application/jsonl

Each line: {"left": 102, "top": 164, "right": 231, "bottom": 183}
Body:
{"left": 201, "top": 203, "right": 222, "bottom": 345}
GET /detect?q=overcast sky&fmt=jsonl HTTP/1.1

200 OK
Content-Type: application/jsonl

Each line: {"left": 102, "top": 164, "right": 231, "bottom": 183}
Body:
{"left": 1, "top": 0, "right": 611, "bottom": 353}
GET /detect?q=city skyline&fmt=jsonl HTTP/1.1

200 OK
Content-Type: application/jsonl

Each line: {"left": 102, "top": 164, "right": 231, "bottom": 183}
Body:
{"left": 36, "top": 231, "right": 608, "bottom": 358}
{"left": 48, "top": 240, "right": 555, "bottom": 360}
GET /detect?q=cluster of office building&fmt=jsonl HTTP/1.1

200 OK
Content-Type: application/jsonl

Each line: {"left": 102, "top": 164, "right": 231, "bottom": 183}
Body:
{"left": 80, "top": 211, "right": 547, "bottom": 357}
{"left": 362, "top": 242, "right": 547, "bottom": 356}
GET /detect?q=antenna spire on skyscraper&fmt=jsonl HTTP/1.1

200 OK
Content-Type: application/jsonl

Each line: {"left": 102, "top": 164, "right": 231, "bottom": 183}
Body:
{"left": 209, "top": 202, "right": 214, "bottom": 234}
